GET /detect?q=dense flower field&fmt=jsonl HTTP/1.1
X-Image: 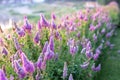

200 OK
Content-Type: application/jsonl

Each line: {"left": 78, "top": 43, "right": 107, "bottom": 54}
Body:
{"left": 0, "top": 2, "right": 119, "bottom": 80}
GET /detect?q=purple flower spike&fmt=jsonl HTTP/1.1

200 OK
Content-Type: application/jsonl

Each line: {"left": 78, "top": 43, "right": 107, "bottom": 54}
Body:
{"left": 42, "top": 41, "right": 48, "bottom": 55}
{"left": 35, "top": 71, "right": 41, "bottom": 80}
{"left": 58, "top": 24, "right": 61, "bottom": 29}
{"left": 51, "top": 13, "right": 56, "bottom": 20}
{"left": 44, "top": 45, "right": 54, "bottom": 61}
{"left": 86, "top": 41, "right": 92, "bottom": 51}
{"left": 2, "top": 65, "right": 6, "bottom": 76}
{"left": 2, "top": 47, "right": 8, "bottom": 55}
{"left": 23, "top": 16, "right": 32, "bottom": 33}
{"left": 34, "top": 32, "right": 40, "bottom": 44}
{"left": 20, "top": 52, "right": 35, "bottom": 73}
{"left": 14, "top": 22, "right": 25, "bottom": 37}
{"left": 69, "top": 74, "right": 74, "bottom": 80}
{"left": 87, "top": 41, "right": 92, "bottom": 48}
{"left": 101, "top": 28, "right": 106, "bottom": 34}
{"left": 14, "top": 60, "right": 26, "bottom": 79}
{"left": 89, "top": 24, "right": 96, "bottom": 31}
{"left": 36, "top": 55, "right": 43, "bottom": 69}
{"left": 106, "top": 32, "right": 112, "bottom": 38}
{"left": 13, "top": 37, "right": 21, "bottom": 50}
{"left": 17, "top": 28, "right": 25, "bottom": 37}
{"left": 79, "top": 12, "right": 84, "bottom": 20}
{"left": 40, "top": 14, "right": 49, "bottom": 27}
{"left": 63, "top": 62, "right": 68, "bottom": 79}
{"left": 55, "top": 31, "right": 61, "bottom": 40}
{"left": 49, "top": 36, "right": 54, "bottom": 52}
{"left": 84, "top": 16, "right": 88, "bottom": 21}
{"left": 67, "top": 39, "right": 73, "bottom": 46}
{"left": 96, "top": 22, "right": 101, "bottom": 28}
{"left": 38, "top": 20, "right": 42, "bottom": 30}
{"left": 69, "top": 26, "right": 76, "bottom": 31}
{"left": 92, "top": 63, "right": 101, "bottom": 72}
{"left": 85, "top": 51, "right": 93, "bottom": 59}
{"left": 96, "top": 49, "right": 101, "bottom": 54}
{"left": 93, "top": 53, "right": 100, "bottom": 61}
{"left": 51, "top": 21, "right": 57, "bottom": 30}
{"left": 70, "top": 46, "right": 78, "bottom": 56}
{"left": 0, "top": 69, "right": 8, "bottom": 80}
{"left": 80, "top": 62, "right": 89, "bottom": 69}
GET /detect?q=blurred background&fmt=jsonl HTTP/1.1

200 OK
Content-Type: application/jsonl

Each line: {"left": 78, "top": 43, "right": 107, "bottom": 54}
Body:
{"left": 0, "top": 0, "right": 120, "bottom": 29}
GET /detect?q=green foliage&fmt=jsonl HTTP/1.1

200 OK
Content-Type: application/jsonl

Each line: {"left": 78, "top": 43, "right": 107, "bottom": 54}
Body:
{"left": 97, "top": 0, "right": 111, "bottom": 5}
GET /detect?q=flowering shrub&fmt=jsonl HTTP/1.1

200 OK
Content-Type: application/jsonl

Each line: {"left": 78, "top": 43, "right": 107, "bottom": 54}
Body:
{"left": 0, "top": 3, "right": 119, "bottom": 80}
